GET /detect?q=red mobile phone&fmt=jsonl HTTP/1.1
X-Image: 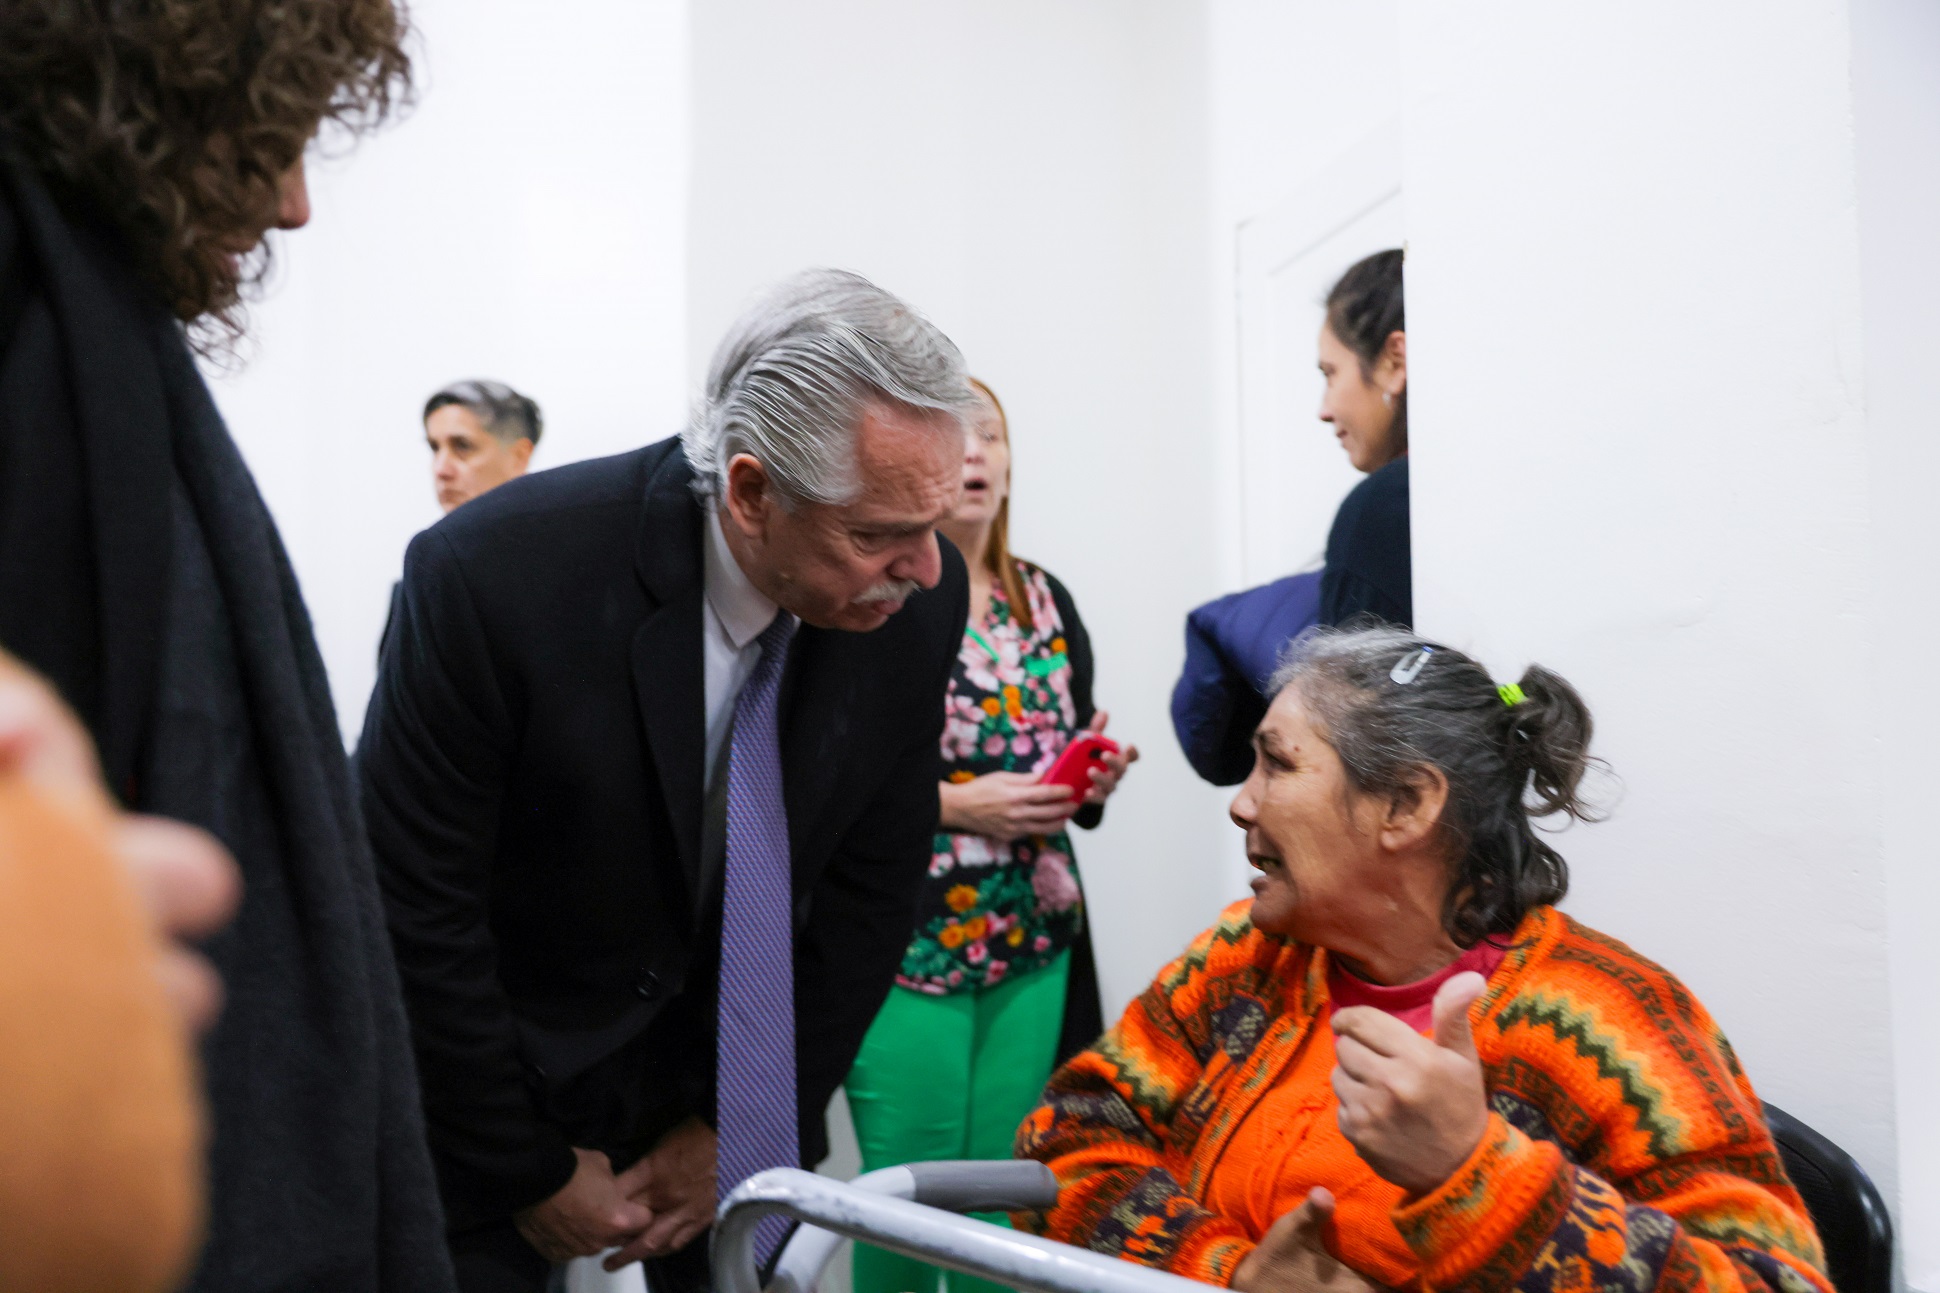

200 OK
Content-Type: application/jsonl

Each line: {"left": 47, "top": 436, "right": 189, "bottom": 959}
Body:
{"left": 1039, "top": 734, "right": 1121, "bottom": 796}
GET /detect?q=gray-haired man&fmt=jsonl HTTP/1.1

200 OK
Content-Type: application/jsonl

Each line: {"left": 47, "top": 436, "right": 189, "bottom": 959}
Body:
{"left": 358, "top": 271, "right": 975, "bottom": 1292}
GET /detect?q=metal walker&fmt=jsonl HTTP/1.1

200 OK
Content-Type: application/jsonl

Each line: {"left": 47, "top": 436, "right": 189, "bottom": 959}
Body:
{"left": 713, "top": 1162, "right": 1211, "bottom": 1293}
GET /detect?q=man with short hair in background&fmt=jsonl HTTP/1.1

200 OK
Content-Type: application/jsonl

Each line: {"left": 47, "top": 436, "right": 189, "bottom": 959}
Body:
{"left": 424, "top": 379, "right": 543, "bottom": 512}
{"left": 379, "top": 381, "right": 546, "bottom": 665}
{"left": 359, "top": 270, "right": 976, "bottom": 1293}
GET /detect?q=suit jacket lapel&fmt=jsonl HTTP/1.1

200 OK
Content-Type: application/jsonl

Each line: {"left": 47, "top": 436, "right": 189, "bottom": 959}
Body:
{"left": 630, "top": 450, "right": 707, "bottom": 917}
{"left": 780, "top": 627, "right": 851, "bottom": 894}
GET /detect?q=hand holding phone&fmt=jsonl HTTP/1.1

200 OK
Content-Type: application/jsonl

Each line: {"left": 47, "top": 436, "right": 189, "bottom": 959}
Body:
{"left": 938, "top": 773, "right": 1079, "bottom": 841}
{"left": 1041, "top": 711, "right": 1140, "bottom": 807}
{"left": 1039, "top": 733, "right": 1122, "bottom": 796}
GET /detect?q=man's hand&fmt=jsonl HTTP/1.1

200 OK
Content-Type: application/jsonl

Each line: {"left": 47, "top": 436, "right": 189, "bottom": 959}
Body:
{"left": 938, "top": 772, "right": 1076, "bottom": 841}
{"left": 513, "top": 1147, "right": 654, "bottom": 1263}
{"left": 1079, "top": 711, "right": 1139, "bottom": 807}
{"left": 603, "top": 1117, "right": 719, "bottom": 1271}
{"left": 1230, "top": 1188, "right": 1380, "bottom": 1293}
{"left": 1330, "top": 971, "right": 1491, "bottom": 1196}
{"left": 0, "top": 651, "right": 238, "bottom": 1032}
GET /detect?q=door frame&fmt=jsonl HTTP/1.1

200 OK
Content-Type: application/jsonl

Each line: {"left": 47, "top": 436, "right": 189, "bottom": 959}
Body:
{"left": 1233, "top": 120, "right": 1404, "bottom": 583}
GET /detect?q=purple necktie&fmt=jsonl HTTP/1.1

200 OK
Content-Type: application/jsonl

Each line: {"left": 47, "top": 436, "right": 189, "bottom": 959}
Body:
{"left": 716, "top": 613, "right": 799, "bottom": 1260}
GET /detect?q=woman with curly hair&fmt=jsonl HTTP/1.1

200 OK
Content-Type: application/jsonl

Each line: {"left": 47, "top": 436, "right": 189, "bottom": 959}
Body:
{"left": 0, "top": 3, "right": 456, "bottom": 1290}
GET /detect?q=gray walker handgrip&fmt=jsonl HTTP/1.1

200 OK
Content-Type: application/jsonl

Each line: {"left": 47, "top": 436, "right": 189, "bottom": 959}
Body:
{"left": 905, "top": 1160, "right": 1060, "bottom": 1213}
{"left": 719, "top": 1167, "right": 1215, "bottom": 1293}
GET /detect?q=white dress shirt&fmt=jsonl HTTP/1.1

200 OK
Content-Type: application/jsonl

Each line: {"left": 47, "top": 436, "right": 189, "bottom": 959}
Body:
{"left": 702, "top": 505, "right": 783, "bottom": 790}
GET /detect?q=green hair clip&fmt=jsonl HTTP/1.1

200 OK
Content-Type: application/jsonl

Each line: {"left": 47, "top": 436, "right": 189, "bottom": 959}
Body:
{"left": 1498, "top": 683, "right": 1527, "bottom": 707}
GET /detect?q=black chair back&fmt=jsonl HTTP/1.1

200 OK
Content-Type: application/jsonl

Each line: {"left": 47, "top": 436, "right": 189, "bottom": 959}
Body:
{"left": 1763, "top": 1103, "right": 1893, "bottom": 1293}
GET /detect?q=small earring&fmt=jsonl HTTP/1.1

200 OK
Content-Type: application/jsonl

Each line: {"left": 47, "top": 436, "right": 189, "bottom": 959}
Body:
{"left": 1381, "top": 390, "right": 1393, "bottom": 408}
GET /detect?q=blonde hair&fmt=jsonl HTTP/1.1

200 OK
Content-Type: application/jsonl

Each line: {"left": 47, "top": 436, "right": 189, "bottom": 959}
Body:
{"left": 967, "top": 377, "right": 1034, "bottom": 632}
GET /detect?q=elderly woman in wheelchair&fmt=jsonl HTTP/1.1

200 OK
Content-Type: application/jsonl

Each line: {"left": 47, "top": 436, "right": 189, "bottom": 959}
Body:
{"left": 1015, "top": 627, "right": 1829, "bottom": 1293}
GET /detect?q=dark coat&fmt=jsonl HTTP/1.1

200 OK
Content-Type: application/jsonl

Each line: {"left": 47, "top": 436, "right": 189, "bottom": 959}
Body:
{"left": 356, "top": 438, "right": 968, "bottom": 1229}
{"left": 0, "top": 158, "right": 454, "bottom": 1290}
{"left": 1168, "top": 571, "right": 1322, "bottom": 787}
{"left": 1318, "top": 455, "right": 1412, "bottom": 628}
{"left": 1171, "top": 456, "right": 1411, "bottom": 789}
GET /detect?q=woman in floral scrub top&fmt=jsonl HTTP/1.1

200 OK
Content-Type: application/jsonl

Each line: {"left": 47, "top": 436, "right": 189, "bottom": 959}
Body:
{"left": 844, "top": 380, "right": 1138, "bottom": 1293}
{"left": 907, "top": 564, "right": 1086, "bottom": 991}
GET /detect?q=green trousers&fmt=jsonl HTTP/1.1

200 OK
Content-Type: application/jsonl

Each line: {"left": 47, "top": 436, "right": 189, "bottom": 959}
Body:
{"left": 843, "top": 952, "right": 1071, "bottom": 1293}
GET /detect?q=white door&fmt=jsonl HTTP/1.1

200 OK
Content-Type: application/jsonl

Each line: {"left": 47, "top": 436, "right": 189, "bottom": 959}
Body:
{"left": 1234, "top": 123, "right": 1406, "bottom": 588}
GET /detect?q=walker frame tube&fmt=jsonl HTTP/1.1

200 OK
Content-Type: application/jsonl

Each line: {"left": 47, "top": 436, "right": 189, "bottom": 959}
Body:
{"left": 766, "top": 1160, "right": 1063, "bottom": 1293}
{"left": 715, "top": 1168, "right": 1213, "bottom": 1293}
{"left": 763, "top": 1166, "right": 914, "bottom": 1293}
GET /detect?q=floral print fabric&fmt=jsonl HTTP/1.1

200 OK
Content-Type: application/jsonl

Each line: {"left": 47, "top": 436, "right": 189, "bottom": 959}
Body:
{"left": 898, "top": 562, "right": 1085, "bottom": 994}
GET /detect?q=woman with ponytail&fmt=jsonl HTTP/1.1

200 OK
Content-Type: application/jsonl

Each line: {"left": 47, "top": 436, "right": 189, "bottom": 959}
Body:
{"left": 1018, "top": 626, "right": 1828, "bottom": 1293}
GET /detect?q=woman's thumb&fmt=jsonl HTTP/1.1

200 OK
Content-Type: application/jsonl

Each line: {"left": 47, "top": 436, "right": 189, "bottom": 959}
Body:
{"left": 1431, "top": 971, "right": 1487, "bottom": 1060}
{"left": 1290, "top": 1186, "right": 1335, "bottom": 1239}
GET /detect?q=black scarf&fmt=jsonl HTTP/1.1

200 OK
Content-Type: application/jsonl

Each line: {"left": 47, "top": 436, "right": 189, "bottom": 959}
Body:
{"left": 0, "top": 157, "right": 455, "bottom": 1291}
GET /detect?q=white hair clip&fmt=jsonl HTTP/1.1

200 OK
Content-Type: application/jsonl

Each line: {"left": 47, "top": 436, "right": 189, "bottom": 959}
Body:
{"left": 1389, "top": 647, "right": 1434, "bottom": 684}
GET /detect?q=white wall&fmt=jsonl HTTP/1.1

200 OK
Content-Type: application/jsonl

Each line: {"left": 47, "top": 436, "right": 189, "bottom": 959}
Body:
{"left": 1205, "top": 0, "right": 1403, "bottom": 591}
{"left": 207, "top": 0, "right": 689, "bottom": 741}
{"left": 1852, "top": 0, "right": 1940, "bottom": 1282}
{"left": 688, "top": 0, "right": 1222, "bottom": 1020}
{"left": 1396, "top": 0, "right": 1907, "bottom": 1234}
{"left": 1203, "top": 1, "right": 1405, "bottom": 895}
{"left": 1207, "top": 0, "right": 1937, "bottom": 1260}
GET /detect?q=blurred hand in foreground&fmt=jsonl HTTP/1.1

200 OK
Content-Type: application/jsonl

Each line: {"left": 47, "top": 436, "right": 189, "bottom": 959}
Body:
{"left": 0, "top": 650, "right": 238, "bottom": 1030}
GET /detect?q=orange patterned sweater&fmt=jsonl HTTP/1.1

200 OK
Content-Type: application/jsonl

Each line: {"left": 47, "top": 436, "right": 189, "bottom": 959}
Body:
{"left": 1013, "top": 902, "right": 1829, "bottom": 1293}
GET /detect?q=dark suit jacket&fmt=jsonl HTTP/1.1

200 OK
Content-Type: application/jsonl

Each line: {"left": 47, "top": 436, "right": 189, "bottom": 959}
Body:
{"left": 357, "top": 437, "right": 967, "bottom": 1229}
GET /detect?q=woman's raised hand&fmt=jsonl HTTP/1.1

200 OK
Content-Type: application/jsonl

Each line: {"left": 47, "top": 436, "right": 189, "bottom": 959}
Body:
{"left": 1230, "top": 1188, "right": 1381, "bottom": 1293}
{"left": 1329, "top": 971, "right": 1491, "bottom": 1196}
{"left": 938, "top": 772, "right": 1077, "bottom": 842}
{"left": 1080, "top": 710, "right": 1139, "bottom": 806}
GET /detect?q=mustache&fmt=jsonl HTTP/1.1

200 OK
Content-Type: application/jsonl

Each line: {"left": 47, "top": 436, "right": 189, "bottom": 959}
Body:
{"left": 852, "top": 578, "right": 921, "bottom": 606}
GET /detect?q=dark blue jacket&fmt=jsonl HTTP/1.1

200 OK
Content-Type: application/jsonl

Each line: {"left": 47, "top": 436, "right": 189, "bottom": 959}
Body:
{"left": 1172, "top": 457, "right": 1412, "bottom": 785}
{"left": 1169, "top": 571, "right": 1322, "bottom": 785}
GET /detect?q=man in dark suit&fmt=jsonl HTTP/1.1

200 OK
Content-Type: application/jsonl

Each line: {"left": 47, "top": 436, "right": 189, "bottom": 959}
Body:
{"left": 357, "top": 270, "right": 976, "bottom": 1292}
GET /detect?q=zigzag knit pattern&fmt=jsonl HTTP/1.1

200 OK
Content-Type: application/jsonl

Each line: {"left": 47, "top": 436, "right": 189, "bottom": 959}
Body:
{"left": 1013, "top": 902, "right": 1830, "bottom": 1293}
